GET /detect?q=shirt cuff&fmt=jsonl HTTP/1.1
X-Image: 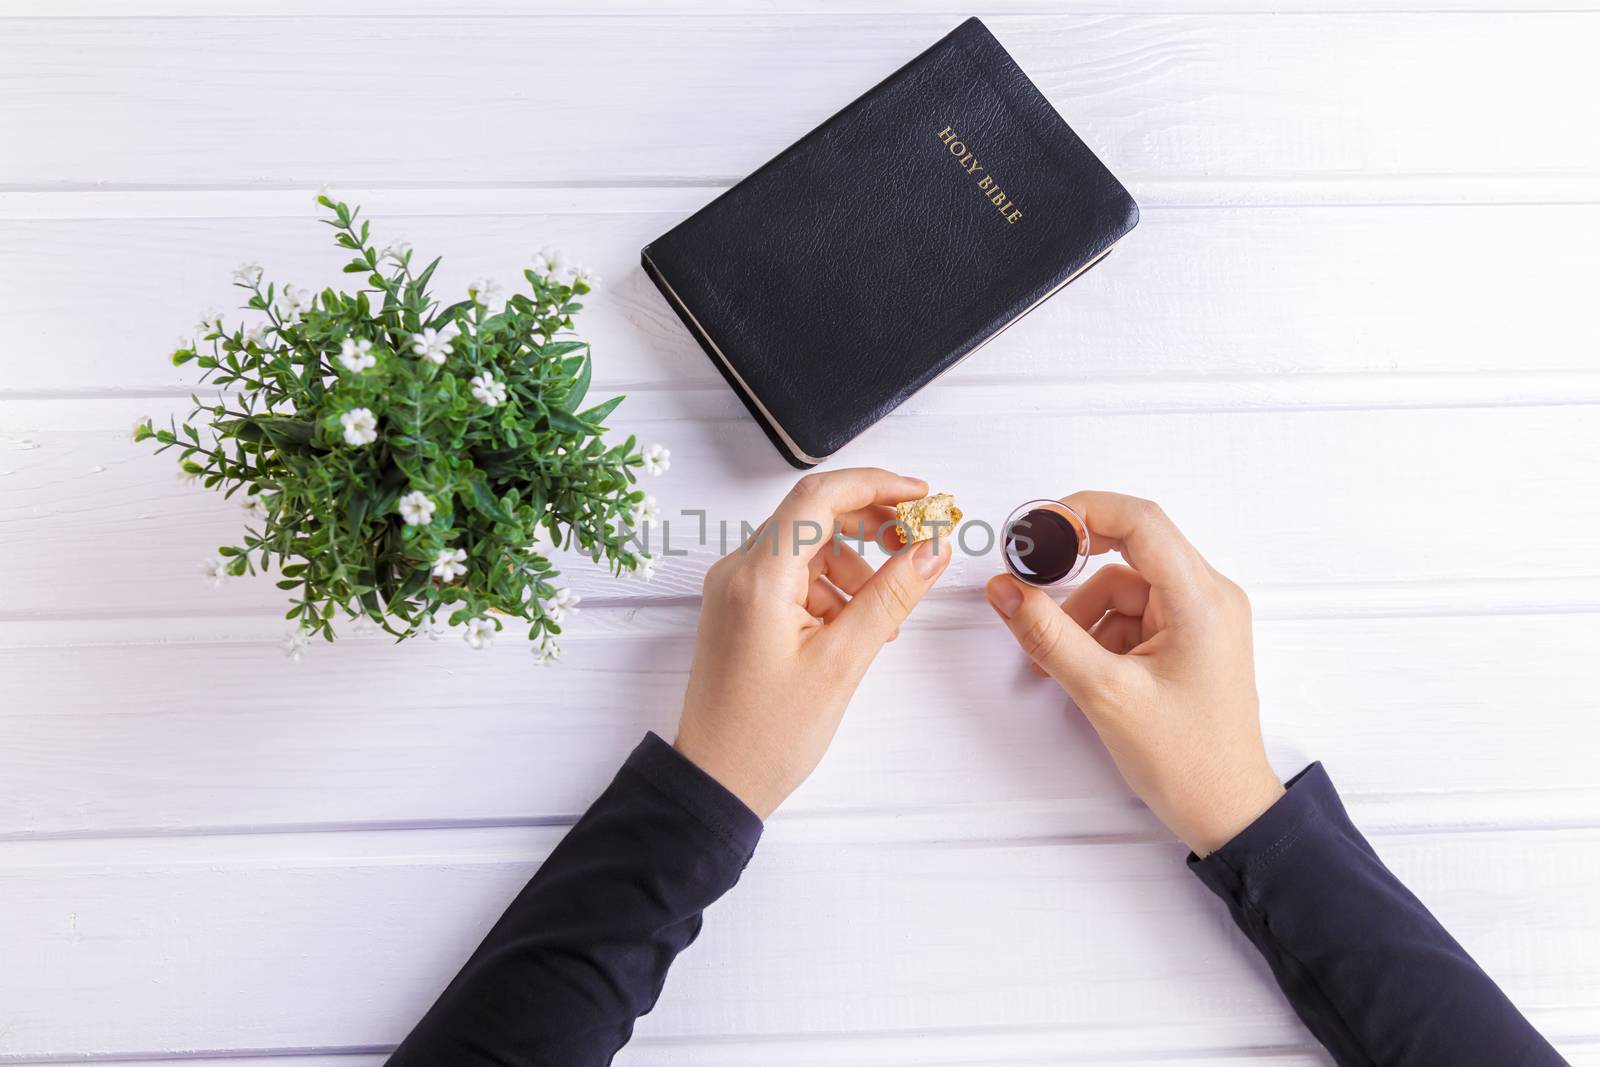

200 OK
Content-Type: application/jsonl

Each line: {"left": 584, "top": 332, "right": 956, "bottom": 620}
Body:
{"left": 1187, "top": 762, "right": 1353, "bottom": 901}
{"left": 622, "top": 732, "right": 764, "bottom": 861}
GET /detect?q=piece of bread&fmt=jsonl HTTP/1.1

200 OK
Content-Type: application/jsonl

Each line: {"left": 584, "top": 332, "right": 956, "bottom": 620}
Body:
{"left": 895, "top": 492, "right": 963, "bottom": 544}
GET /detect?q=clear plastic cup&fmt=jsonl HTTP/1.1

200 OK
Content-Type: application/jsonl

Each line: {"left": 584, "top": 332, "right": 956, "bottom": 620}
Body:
{"left": 1002, "top": 499, "right": 1090, "bottom": 587}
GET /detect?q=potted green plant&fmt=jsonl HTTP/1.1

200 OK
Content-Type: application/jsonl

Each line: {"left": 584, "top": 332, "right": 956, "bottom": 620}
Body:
{"left": 136, "top": 195, "right": 669, "bottom": 661}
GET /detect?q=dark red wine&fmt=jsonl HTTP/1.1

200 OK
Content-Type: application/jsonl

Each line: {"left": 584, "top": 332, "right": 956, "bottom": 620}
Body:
{"left": 1005, "top": 508, "right": 1081, "bottom": 585}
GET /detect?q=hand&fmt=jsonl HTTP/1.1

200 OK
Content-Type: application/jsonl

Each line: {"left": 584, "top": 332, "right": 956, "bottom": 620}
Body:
{"left": 985, "top": 492, "right": 1283, "bottom": 856}
{"left": 675, "top": 468, "right": 953, "bottom": 819}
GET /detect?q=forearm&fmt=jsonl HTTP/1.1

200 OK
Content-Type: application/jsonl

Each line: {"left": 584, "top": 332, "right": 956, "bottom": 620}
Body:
{"left": 1190, "top": 763, "right": 1564, "bottom": 1066}
{"left": 388, "top": 732, "right": 762, "bottom": 1067}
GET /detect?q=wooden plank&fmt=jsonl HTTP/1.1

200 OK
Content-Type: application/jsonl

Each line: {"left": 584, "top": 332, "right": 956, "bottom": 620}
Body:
{"left": 14, "top": 1, "right": 1600, "bottom": 15}
{"left": 0, "top": 1060, "right": 383, "bottom": 1067}
{"left": 0, "top": 825, "right": 1593, "bottom": 1059}
{"left": 3, "top": 397, "right": 1597, "bottom": 616}
{"left": 0, "top": 1041, "right": 1588, "bottom": 1067}
{"left": 3, "top": 197, "right": 1598, "bottom": 395}
{"left": 0, "top": 1053, "right": 1335, "bottom": 1067}
{"left": 2, "top": 16, "right": 1597, "bottom": 190}
{"left": 3, "top": 609, "right": 1599, "bottom": 840}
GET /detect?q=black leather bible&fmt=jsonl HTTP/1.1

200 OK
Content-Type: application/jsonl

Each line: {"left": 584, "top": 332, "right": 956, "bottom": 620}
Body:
{"left": 641, "top": 17, "right": 1139, "bottom": 468}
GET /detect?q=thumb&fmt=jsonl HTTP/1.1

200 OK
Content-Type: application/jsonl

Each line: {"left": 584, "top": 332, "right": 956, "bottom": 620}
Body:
{"left": 833, "top": 536, "right": 952, "bottom": 650}
{"left": 985, "top": 574, "right": 1123, "bottom": 700}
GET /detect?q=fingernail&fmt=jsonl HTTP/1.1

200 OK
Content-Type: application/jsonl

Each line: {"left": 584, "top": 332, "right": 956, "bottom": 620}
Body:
{"left": 913, "top": 536, "right": 946, "bottom": 578}
{"left": 987, "top": 575, "right": 1023, "bottom": 619}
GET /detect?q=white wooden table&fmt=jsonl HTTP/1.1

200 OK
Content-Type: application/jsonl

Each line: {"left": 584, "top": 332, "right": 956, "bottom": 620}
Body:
{"left": 3, "top": 3, "right": 1599, "bottom": 1064}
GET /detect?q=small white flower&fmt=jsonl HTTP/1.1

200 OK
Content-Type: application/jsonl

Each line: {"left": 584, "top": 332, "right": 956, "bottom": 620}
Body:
{"left": 530, "top": 633, "right": 562, "bottom": 665}
{"left": 410, "top": 327, "right": 454, "bottom": 365}
{"left": 349, "top": 614, "right": 378, "bottom": 636}
{"left": 418, "top": 611, "right": 447, "bottom": 641}
{"left": 630, "top": 554, "right": 657, "bottom": 582}
{"left": 470, "top": 372, "right": 508, "bottom": 408}
{"left": 177, "top": 467, "right": 201, "bottom": 487}
{"left": 381, "top": 236, "right": 412, "bottom": 265}
{"left": 241, "top": 495, "right": 268, "bottom": 522}
{"left": 573, "top": 265, "right": 599, "bottom": 287}
{"left": 233, "top": 262, "right": 264, "bottom": 287}
{"left": 283, "top": 627, "right": 311, "bottom": 661}
{"left": 631, "top": 495, "right": 660, "bottom": 526}
{"left": 398, "top": 490, "right": 436, "bottom": 527}
{"left": 532, "top": 246, "right": 567, "bottom": 276}
{"left": 279, "top": 285, "right": 312, "bottom": 325}
{"left": 195, "top": 308, "right": 223, "bottom": 336}
{"left": 199, "top": 556, "right": 228, "bottom": 588}
{"left": 338, "top": 336, "right": 376, "bottom": 372}
{"left": 468, "top": 277, "right": 503, "bottom": 308}
{"left": 641, "top": 444, "right": 671, "bottom": 476}
{"left": 463, "top": 616, "right": 497, "bottom": 650}
{"left": 542, "top": 587, "right": 581, "bottom": 624}
{"left": 340, "top": 407, "right": 378, "bottom": 447}
{"left": 131, "top": 416, "right": 153, "bottom": 442}
{"left": 431, "top": 547, "right": 468, "bottom": 582}
{"left": 243, "top": 321, "right": 273, "bottom": 347}
{"left": 175, "top": 334, "right": 195, "bottom": 353}
{"left": 316, "top": 183, "right": 335, "bottom": 203}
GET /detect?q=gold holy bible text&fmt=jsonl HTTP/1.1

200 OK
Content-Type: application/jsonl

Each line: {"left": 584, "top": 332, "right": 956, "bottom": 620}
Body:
{"left": 935, "top": 125, "right": 1024, "bottom": 224}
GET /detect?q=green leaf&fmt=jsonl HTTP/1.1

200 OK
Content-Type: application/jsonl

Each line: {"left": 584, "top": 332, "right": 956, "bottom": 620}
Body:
{"left": 565, "top": 352, "right": 592, "bottom": 411}
{"left": 414, "top": 256, "right": 441, "bottom": 293}
{"left": 347, "top": 488, "right": 372, "bottom": 535}
{"left": 467, "top": 475, "right": 516, "bottom": 523}
{"left": 545, "top": 406, "right": 588, "bottom": 435}
{"left": 371, "top": 467, "right": 408, "bottom": 519}
{"left": 216, "top": 415, "right": 319, "bottom": 450}
{"left": 396, "top": 565, "right": 430, "bottom": 601}
{"left": 425, "top": 300, "right": 472, "bottom": 330}
{"left": 577, "top": 395, "right": 624, "bottom": 426}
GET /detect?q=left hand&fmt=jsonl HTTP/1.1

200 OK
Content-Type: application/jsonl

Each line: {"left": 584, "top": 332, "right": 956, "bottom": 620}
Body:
{"left": 674, "top": 468, "right": 953, "bottom": 819}
{"left": 984, "top": 491, "right": 1280, "bottom": 855}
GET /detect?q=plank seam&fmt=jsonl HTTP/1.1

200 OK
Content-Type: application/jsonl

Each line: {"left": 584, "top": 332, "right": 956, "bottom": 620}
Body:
{"left": 0, "top": 1024, "right": 1596, "bottom": 1067}
{"left": 3, "top": 176, "right": 1599, "bottom": 217}
{"left": 4, "top": 789, "right": 1600, "bottom": 850}
{"left": 4, "top": 577, "right": 1600, "bottom": 635}
{"left": 8, "top": 369, "right": 1600, "bottom": 415}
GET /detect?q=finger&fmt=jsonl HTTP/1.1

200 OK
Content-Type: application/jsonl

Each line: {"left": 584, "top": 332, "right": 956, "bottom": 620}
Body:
{"left": 1089, "top": 612, "right": 1144, "bottom": 654}
{"left": 806, "top": 577, "right": 849, "bottom": 622}
{"left": 810, "top": 538, "right": 876, "bottom": 596}
{"left": 1059, "top": 491, "right": 1210, "bottom": 593}
{"left": 761, "top": 469, "right": 928, "bottom": 568}
{"left": 1061, "top": 565, "right": 1151, "bottom": 632}
{"left": 985, "top": 573, "right": 1130, "bottom": 702}
{"left": 835, "top": 504, "right": 904, "bottom": 552}
{"left": 828, "top": 532, "right": 952, "bottom": 651}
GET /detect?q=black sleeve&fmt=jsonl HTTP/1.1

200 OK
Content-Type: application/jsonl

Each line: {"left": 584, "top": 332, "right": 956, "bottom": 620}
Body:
{"left": 387, "top": 731, "right": 762, "bottom": 1067}
{"left": 1190, "top": 762, "right": 1566, "bottom": 1066}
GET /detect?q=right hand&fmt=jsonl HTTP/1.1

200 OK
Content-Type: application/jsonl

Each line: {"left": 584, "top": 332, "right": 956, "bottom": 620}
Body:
{"left": 675, "top": 468, "right": 952, "bottom": 820}
{"left": 984, "top": 491, "right": 1284, "bottom": 856}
